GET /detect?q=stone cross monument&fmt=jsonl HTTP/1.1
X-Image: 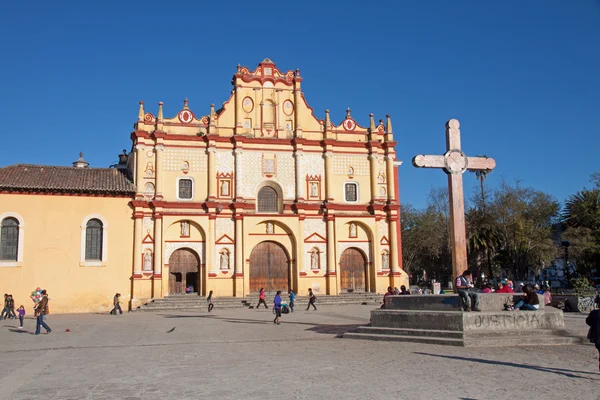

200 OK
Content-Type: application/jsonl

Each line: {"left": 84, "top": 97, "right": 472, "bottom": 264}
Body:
{"left": 412, "top": 119, "right": 496, "bottom": 287}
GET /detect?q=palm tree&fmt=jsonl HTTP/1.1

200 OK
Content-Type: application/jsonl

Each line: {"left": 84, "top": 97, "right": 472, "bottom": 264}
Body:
{"left": 561, "top": 189, "right": 600, "bottom": 230}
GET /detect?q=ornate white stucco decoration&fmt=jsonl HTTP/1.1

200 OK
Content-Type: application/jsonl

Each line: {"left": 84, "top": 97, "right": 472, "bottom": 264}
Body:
{"left": 164, "top": 242, "right": 205, "bottom": 264}
{"left": 275, "top": 152, "right": 295, "bottom": 198}
{"left": 303, "top": 153, "right": 325, "bottom": 177}
{"left": 239, "top": 151, "right": 262, "bottom": 197}
{"left": 216, "top": 150, "right": 234, "bottom": 174}
{"left": 379, "top": 220, "right": 389, "bottom": 238}
{"left": 215, "top": 245, "right": 234, "bottom": 272}
{"left": 216, "top": 217, "right": 235, "bottom": 239}
{"left": 303, "top": 218, "right": 326, "bottom": 238}
{"left": 333, "top": 155, "right": 369, "bottom": 175}
{"left": 143, "top": 217, "right": 154, "bottom": 235}
{"left": 337, "top": 242, "right": 371, "bottom": 263}
{"left": 163, "top": 148, "right": 207, "bottom": 172}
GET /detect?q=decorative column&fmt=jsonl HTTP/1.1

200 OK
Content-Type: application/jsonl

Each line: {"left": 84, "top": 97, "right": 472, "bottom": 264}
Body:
{"left": 207, "top": 215, "right": 216, "bottom": 275}
{"left": 152, "top": 214, "right": 163, "bottom": 298}
{"left": 388, "top": 215, "right": 401, "bottom": 285}
{"left": 276, "top": 89, "right": 283, "bottom": 131}
{"left": 297, "top": 217, "right": 306, "bottom": 275}
{"left": 294, "top": 151, "right": 304, "bottom": 200}
{"left": 323, "top": 152, "right": 334, "bottom": 202}
{"left": 293, "top": 69, "right": 303, "bottom": 138}
{"left": 235, "top": 85, "right": 242, "bottom": 134}
{"left": 207, "top": 146, "right": 217, "bottom": 199}
{"left": 234, "top": 215, "right": 244, "bottom": 297}
{"left": 234, "top": 148, "right": 243, "bottom": 200}
{"left": 372, "top": 217, "right": 382, "bottom": 293}
{"left": 253, "top": 88, "right": 261, "bottom": 131}
{"left": 131, "top": 210, "right": 144, "bottom": 308}
{"left": 326, "top": 215, "right": 337, "bottom": 295}
{"left": 385, "top": 154, "right": 396, "bottom": 201}
{"left": 369, "top": 154, "right": 378, "bottom": 202}
{"left": 154, "top": 144, "right": 164, "bottom": 199}
{"left": 134, "top": 144, "right": 146, "bottom": 197}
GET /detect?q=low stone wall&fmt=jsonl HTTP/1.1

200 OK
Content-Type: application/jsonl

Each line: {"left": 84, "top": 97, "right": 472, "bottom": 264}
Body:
{"left": 384, "top": 293, "right": 545, "bottom": 312}
{"left": 370, "top": 308, "right": 564, "bottom": 332}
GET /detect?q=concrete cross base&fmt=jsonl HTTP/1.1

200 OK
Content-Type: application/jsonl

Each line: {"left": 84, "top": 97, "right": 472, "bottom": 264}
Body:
{"left": 343, "top": 296, "right": 585, "bottom": 347}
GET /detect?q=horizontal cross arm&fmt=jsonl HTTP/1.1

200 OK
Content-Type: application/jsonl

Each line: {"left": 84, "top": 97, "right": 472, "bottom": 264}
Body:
{"left": 412, "top": 154, "right": 445, "bottom": 169}
{"left": 466, "top": 156, "right": 496, "bottom": 171}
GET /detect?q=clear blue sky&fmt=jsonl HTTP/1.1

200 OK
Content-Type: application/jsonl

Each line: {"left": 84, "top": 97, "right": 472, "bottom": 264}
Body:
{"left": 1, "top": 1, "right": 599, "bottom": 209}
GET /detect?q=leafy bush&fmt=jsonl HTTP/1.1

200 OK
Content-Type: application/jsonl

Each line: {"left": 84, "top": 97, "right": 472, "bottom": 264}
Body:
{"left": 569, "top": 276, "right": 594, "bottom": 296}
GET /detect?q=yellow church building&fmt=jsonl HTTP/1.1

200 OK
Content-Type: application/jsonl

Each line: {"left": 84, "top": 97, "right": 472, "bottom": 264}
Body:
{"left": 0, "top": 59, "right": 407, "bottom": 313}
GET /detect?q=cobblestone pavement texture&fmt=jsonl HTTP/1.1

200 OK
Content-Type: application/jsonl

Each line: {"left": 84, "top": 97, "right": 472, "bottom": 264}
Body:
{"left": 0, "top": 305, "right": 598, "bottom": 400}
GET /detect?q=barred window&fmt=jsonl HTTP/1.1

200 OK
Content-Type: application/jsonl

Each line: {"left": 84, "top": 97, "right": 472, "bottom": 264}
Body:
{"left": 345, "top": 183, "right": 358, "bottom": 202}
{"left": 0, "top": 218, "right": 19, "bottom": 261}
{"left": 85, "top": 219, "right": 103, "bottom": 261}
{"left": 178, "top": 179, "right": 193, "bottom": 199}
{"left": 257, "top": 186, "right": 279, "bottom": 213}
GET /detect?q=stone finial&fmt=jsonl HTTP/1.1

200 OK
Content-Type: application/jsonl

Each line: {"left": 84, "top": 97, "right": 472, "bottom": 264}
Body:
{"left": 209, "top": 103, "right": 216, "bottom": 127}
{"left": 157, "top": 102, "right": 164, "bottom": 120}
{"left": 369, "top": 113, "right": 376, "bottom": 131}
{"left": 237, "top": 64, "right": 241, "bottom": 73}
{"left": 138, "top": 101, "right": 145, "bottom": 121}
{"left": 386, "top": 114, "right": 392, "bottom": 133}
{"left": 346, "top": 107, "right": 351, "bottom": 119}
{"left": 73, "top": 152, "right": 89, "bottom": 168}
{"left": 183, "top": 98, "right": 189, "bottom": 110}
{"left": 295, "top": 68, "right": 301, "bottom": 77}
{"left": 324, "top": 110, "right": 331, "bottom": 131}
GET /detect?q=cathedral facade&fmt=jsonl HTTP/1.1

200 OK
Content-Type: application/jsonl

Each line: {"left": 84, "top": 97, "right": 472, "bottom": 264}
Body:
{"left": 0, "top": 59, "right": 407, "bottom": 313}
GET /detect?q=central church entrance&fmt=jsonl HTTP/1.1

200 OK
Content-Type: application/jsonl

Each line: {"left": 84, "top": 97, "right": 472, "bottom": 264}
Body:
{"left": 249, "top": 241, "right": 290, "bottom": 294}
{"left": 168, "top": 248, "right": 201, "bottom": 295}
{"left": 339, "top": 248, "right": 367, "bottom": 293}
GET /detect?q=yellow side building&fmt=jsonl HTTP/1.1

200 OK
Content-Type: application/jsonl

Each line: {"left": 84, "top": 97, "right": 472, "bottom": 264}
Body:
{"left": 0, "top": 59, "right": 408, "bottom": 313}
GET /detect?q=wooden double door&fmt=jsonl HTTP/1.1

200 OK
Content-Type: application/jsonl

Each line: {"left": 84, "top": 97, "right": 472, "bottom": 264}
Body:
{"left": 339, "top": 248, "right": 367, "bottom": 293}
{"left": 168, "top": 249, "right": 201, "bottom": 295}
{"left": 249, "top": 241, "right": 290, "bottom": 294}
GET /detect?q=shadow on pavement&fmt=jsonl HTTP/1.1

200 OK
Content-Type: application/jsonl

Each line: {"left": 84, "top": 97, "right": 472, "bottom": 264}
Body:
{"left": 8, "top": 328, "right": 29, "bottom": 334}
{"left": 161, "top": 314, "right": 361, "bottom": 336}
{"left": 414, "top": 352, "right": 599, "bottom": 379}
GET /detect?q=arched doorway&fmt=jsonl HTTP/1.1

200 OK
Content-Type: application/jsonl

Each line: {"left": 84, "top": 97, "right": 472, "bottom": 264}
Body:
{"left": 168, "top": 248, "right": 201, "bottom": 295}
{"left": 339, "top": 248, "right": 367, "bottom": 293}
{"left": 249, "top": 241, "right": 289, "bottom": 294}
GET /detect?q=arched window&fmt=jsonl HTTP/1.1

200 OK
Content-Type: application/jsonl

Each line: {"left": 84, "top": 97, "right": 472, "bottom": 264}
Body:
{"left": 257, "top": 186, "right": 279, "bottom": 213}
{"left": 0, "top": 217, "right": 19, "bottom": 261}
{"left": 85, "top": 219, "right": 103, "bottom": 261}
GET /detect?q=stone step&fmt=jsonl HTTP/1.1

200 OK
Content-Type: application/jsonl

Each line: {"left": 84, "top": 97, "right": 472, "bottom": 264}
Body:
{"left": 137, "top": 301, "right": 379, "bottom": 312}
{"left": 343, "top": 331, "right": 583, "bottom": 347}
{"left": 355, "top": 326, "right": 465, "bottom": 339}
{"left": 343, "top": 332, "right": 465, "bottom": 346}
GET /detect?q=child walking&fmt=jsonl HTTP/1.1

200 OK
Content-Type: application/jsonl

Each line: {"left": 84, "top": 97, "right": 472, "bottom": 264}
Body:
{"left": 17, "top": 305, "right": 25, "bottom": 329}
{"left": 207, "top": 290, "right": 214, "bottom": 312}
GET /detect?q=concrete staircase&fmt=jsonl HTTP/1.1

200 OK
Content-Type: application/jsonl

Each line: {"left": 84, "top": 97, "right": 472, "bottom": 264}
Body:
{"left": 136, "top": 292, "right": 383, "bottom": 312}
{"left": 343, "top": 326, "right": 586, "bottom": 347}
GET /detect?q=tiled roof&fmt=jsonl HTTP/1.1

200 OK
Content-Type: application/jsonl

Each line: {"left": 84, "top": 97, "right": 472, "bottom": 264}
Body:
{"left": 0, "top": 164, "right": 136, "bottom": 195}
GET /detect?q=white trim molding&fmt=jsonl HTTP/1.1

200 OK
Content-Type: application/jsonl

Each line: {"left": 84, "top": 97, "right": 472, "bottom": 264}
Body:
{"left": 0, "top": 212, "right": 25, "bottom": 267}
{"left": 80, "top": 214, "right": 108, "bottom": 267}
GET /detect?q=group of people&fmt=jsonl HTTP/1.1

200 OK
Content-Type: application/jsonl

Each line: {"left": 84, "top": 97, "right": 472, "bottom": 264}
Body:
{"left": 2, "top": 291, "right": 51, "bottom": 334}
{"left": 254, "top": 288, "right": 317, "bottom": 324}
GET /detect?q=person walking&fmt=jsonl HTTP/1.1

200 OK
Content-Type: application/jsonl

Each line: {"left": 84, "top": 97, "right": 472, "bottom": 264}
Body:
{"left": 0, "top": 294, "right": 8, "bottom": 320}
{"left": 34, "top": 290, "right": 51, "bottom": 335}
{"left": 306, "top": 288, "right": 317, "bottom": 311}
{"left": 207, "top": 290, "right": 214, "bottom": 312}
{"left": 110, "top": 293, "right": 123, "bottom": 315}
{"left": 273, "top": 290, "right": 282, "bottom": 325}
{"left": 456, "top": 270, "right": 481, "bottom": 312}
{"left": 17, "top": 305, "right": 25, "bottom": 329}
{"left": 7, "top": 295, "right": 17, "bottom": 319}
{"left": 256, "top": 288, "right": 268, "bottom": 309}
{"left": 288, "top": 289, "right": 295, "bottom": 312}
{"left": 586, "top": 308, "right": 600, "bottom": 372}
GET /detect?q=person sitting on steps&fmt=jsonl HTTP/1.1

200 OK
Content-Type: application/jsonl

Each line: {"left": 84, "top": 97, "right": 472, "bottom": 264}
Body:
{"left": 456, "top": 270, "right": 481, "bottom": 312}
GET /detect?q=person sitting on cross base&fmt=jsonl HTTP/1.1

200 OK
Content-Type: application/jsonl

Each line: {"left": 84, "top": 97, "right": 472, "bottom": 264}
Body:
{"left": 456, "top": 270, "right": 481, "bottom": 312}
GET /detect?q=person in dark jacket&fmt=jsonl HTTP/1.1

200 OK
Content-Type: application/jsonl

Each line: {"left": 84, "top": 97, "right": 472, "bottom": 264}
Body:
{"left": 586, "top": 309, "right": 600, "bottom": 372}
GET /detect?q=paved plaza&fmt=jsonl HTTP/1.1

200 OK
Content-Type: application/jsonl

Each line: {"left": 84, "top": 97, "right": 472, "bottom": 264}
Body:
{"left": 0, "top": 304, "right": 598, "bottom": 400}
